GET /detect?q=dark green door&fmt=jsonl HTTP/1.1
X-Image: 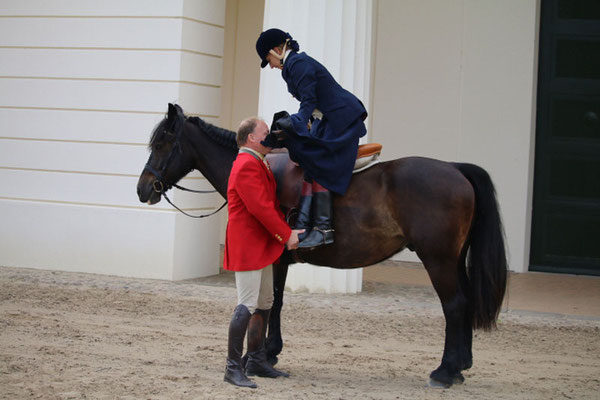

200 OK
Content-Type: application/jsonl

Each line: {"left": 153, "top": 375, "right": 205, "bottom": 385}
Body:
{"left": 531, "top": 0, "right": 600, "bottom": 276}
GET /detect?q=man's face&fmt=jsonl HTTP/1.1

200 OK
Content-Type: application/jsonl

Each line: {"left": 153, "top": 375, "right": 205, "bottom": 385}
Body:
{"left": 250, "top": 121, "right": 272, "bottom": 153}
{"left": 266, "top": 49, "right": 283, "bottom": 70}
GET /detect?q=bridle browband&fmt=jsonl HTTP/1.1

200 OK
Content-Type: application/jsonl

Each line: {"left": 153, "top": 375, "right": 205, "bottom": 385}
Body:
{"left": 143, "top": 115, "right": 227, "bottom": 219}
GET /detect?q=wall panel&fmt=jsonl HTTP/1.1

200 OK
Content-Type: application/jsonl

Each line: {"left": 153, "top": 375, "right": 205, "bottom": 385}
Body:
{"left": 0, "top": 18, "right": 224, "bottom": 56}
{"left": 0, "top": 1, "right": 185, "bottom": 18}
{"left": 0, "top": 49, "right": 182, "bottom": 82}
{"left": 180, "top": 52, "right": 223, "bottom": 85}
{"left": 173, "top": 212, "right": 222, "bottom": 280}
{"left": 0, "top": 169, "right": 218, "bottom": 210}
{"left": 0, "top": 109, "right": 220, "bottom": 143}
{"left": 371, "top": 0, "right": 539, "bottom": 271}
{"left": 459, "top": 0, "right": 538, "bottom": 272}
{"left": 0, "top": 108, "right": 162, "bottom": 142}
{"left": 181, "top": 18, "right": 225, "bottom": 56}
{"left": 0, "top": 1, "right": 226, "bottom": 279}
{"left": 0, "top": 140, "right": 149, "bottom": 175}
{"left": 1, "top": 0, "right": 226, "bottom": 26}
{"left": 0, "top": 79, "right": 220, "bottom": 115}
{"left": 371, "top": 0, "right": 463, "bottom": 161}
{"left": 183, "top": 0, "right": 226, "bottom": 25}
{"left": 0, "top": 199, "right": 176, "bottom": 279}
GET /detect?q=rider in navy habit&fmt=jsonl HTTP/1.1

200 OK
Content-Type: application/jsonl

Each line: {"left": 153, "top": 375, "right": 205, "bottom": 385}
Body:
{"left": 256, "top": 28, "right": 368, "bottom": 250}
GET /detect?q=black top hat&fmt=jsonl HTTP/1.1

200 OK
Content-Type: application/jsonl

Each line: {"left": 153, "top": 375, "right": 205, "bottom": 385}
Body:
{"left": 256, "top": 28, "right": 291, "bottom": 68}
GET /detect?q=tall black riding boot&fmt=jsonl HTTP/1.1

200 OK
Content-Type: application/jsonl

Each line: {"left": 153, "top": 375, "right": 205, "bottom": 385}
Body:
{"left": 294, "top": 181, "right": 313, "bottom": 242}
{"left": 298, "top": 189, "right": 334, "bottom": 249}
{"left": 224, "top": 304, "right": 257, "bottom": 388}
{"left": 245, "top": 309, "right": 290, "bottom": 378}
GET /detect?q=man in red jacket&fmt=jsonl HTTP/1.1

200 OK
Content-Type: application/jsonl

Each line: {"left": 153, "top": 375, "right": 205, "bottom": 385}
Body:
{"left": 223, "top": 117, "right": 303, "bottom": 388}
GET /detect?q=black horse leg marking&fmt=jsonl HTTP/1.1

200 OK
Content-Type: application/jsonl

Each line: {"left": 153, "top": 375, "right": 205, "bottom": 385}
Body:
{"left": 437, "top": 293, "right": 469, "bottom": 385}
{"left": 422, "top": 257, "right": 468, "bottom": 387}
{"left": 266, "top": 259, "right": 290, "bottom": 365}
{"left": 458, "top": 263, "right": 473, "bottom": 371}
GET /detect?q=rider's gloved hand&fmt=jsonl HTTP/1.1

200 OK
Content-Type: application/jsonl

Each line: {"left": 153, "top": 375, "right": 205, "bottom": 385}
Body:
{"left": 261, "top": 111, "right": 294, "bottom": 148}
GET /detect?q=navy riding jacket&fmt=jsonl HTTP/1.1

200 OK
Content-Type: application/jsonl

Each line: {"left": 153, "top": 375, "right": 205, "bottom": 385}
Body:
{"left": 281, "top": 51, "right": 367, "bottom": 195}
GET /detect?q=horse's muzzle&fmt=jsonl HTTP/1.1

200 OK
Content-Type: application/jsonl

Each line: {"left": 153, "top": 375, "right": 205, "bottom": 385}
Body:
{"left": 137, "top": 177, "right": 162, "bottom": 205}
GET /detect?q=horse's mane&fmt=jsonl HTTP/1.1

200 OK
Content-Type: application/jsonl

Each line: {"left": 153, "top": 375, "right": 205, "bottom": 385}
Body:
{"left": 148, "top": 104, "right": 238, "bottom": 150}
{"left": 187, "top": 116, "right": 238, "bottom": 149}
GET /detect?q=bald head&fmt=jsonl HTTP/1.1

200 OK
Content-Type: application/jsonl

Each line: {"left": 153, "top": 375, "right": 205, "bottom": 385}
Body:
{"left": 236, "top": 117, "right": 271, "bottom": 155}
{"left": 236, "top": 118, "right": 259, "bottom": 147}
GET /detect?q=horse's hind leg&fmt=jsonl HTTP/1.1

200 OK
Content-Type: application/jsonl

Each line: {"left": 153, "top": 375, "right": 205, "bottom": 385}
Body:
{"left": 420, "top": 251, "right": 470, "bottom": 387}
{"left": 458, "top": 254, "right": 473, "bottom": 371}
{"left": 265, "top": 259, "right": 290, "bottom": 365}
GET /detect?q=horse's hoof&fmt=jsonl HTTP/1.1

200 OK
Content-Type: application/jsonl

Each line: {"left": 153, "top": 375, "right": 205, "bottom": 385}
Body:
{"left": 453, "top": 373, "right": 465, "bottom": 384}
{"left": 428, "top": 378, "right": 451, "bottom": 389}
{"left": 461, "top": 359, "right": 473, "bottom": 371}
{"left": 265, "top": 338, "right": 282, "bottom": 360}
{"left": 429, "top": 369, "right": 464, "bottom": 388}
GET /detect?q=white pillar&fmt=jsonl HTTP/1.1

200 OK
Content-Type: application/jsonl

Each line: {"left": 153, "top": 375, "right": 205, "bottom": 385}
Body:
{"left": 258, "top": 0, "right": 374, "bottom": 293}
{"left": 0, "top": 0, "right": 225, "bottom": 280}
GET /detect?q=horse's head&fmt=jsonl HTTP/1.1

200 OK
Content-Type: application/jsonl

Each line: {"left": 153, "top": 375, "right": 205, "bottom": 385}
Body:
{"left": 137, "top": 103, "right": 194, "bottom": 204}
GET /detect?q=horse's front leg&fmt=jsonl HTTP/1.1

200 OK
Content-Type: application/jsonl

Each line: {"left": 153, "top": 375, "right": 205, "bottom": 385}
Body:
{"left": 266, "top": 257, "right": 290, "bottom": 366}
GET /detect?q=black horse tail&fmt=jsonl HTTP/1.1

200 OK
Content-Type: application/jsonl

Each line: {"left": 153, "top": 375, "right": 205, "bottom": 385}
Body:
{"left": 454, "top": 163, "right": 508, "bottom": 331}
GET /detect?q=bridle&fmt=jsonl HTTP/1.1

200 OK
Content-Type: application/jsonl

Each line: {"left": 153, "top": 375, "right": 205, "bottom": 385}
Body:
{"left": 143, "top": 117, "right": 227, "bottom": 219}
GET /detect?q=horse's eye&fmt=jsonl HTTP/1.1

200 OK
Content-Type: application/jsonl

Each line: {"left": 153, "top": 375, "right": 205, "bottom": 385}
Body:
{"left": 154, "top": 143, "right": 162, "bottom": 151}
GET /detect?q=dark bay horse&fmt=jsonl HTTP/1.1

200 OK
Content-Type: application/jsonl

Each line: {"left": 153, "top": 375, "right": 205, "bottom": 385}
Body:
{"left": 137, "top": 104, "right": 507, "bottom": 387}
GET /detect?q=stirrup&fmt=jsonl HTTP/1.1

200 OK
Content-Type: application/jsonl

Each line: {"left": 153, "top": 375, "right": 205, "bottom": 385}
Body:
{"left": 298, "top": 227, "right": 334, "bottom": 249}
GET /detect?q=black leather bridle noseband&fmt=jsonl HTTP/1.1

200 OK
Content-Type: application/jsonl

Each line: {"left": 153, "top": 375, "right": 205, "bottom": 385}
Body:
{"left": 143, "top": 118, "right": 227, "bottom": 219}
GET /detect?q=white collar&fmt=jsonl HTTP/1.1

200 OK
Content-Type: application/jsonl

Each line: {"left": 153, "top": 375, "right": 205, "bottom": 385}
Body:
{"left": 283, "top": 49, "right": 292, "bottom": 64}
{"left": 239, "top": 146, "right": 265, "bottom": 161}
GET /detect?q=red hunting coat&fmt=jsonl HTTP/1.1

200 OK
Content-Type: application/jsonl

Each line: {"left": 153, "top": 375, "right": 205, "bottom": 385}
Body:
{"left": 223, "top": 151, "right": 292, "bottom": 271}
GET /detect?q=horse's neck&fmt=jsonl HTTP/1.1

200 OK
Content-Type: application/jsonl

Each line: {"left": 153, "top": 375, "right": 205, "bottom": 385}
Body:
{"left": 188, "top": 124, "right": 237, "bottom": 198}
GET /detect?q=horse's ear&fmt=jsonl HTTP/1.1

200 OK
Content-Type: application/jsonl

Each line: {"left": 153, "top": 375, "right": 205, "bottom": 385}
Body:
{"left": 167, "top": 103, "right": 176, "bottom": 121}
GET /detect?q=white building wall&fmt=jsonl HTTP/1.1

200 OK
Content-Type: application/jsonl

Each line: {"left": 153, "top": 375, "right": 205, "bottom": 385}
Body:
{"left": 372, "top": 0, "right": 539, "bottom": 272}
{"left": 0, "top": 0, "right": 226, "bottom": 280}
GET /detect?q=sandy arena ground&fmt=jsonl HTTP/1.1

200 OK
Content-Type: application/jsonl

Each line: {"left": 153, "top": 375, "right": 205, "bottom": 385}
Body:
{"left": 1, "top": 266, "right": 599, "bottom": 400}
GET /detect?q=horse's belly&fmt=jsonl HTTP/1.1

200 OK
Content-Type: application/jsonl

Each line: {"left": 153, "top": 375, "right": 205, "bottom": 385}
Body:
{"left": 301, "top": 198, "right": 408, "bottom": 269}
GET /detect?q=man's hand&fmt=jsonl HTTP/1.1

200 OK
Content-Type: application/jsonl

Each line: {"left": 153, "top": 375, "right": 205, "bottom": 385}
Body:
{"left": 286, "top": 229, "right": 305, "bottom": 250}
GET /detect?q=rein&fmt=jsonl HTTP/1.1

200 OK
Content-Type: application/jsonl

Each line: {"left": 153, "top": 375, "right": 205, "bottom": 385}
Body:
{"left": 144, "top": 117, "right": 227, "bottom": 219}
{"left": 162, "top": 190, "right": 228, "bottom": 219}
